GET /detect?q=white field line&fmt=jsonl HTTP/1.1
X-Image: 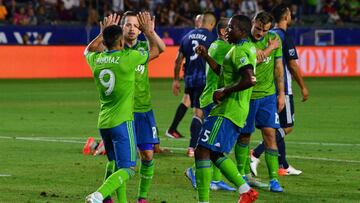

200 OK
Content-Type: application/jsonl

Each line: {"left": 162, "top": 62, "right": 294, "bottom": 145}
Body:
{"left": 1, "top": 136, "right": 360, "bottom": 164}
{"left": 0, "top": 174, "right": 11, "bottom": 177}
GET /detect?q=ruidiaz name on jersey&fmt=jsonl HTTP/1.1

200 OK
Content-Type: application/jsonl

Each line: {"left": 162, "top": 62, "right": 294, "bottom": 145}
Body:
{"left": 95, "top": 56, "right": 120, "bottom": 64}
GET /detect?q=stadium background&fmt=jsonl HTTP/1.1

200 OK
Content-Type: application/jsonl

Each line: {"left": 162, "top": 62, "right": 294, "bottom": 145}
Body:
{"left": 0, "top": 0, "right": 359, "bottom": 203}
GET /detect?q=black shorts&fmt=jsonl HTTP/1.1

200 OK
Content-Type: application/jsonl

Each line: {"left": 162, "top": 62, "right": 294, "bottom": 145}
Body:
{"left": 185, "top": 86, "right": 205, "bottom": 108}
{"left": 279, "top": 94, "right": 295, "bottom": 128}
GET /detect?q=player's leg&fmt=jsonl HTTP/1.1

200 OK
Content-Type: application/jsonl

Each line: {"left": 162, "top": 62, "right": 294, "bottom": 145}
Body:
{"left": 134, "top": 111, "right": 159, "bottom": 203}
{"left": 188, "top": 87, "right": 204, "bottom": 157}
{"left": 166, "top": 93, "right": 190, "bottom": 138}
{"left": 86, "top": 121, "right": 137, "bottom": 202}
{"left": 257, "top": 94, "right": 283, "bottom": 192}
{"left": 198, "top": 116, "right": 258, "bottom": 202}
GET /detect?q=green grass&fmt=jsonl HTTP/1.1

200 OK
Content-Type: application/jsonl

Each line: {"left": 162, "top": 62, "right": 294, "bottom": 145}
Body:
{"left": 0, "top": 78, "right": 360, "bottom": 202}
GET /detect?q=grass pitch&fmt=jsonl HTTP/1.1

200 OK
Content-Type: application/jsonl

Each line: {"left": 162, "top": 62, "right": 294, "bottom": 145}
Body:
{"left": 0, "top": 78, "right": 359, "bottom": 202}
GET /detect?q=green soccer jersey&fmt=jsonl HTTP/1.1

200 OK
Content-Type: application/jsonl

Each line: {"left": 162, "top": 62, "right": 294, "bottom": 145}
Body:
{"left": 125, "top": 41, "right": 152, "bottom": 113}
{"left": 210, "top": 39, "right": 257, "bottom": 128}
{"left": 85, "top": 49, "right": 149, "bottom": 129}
{"left": 199, "top": 39, "right": 232, "bottom": 108}
{"left": 251, "top": 32, "right": 282, "bottom": 99}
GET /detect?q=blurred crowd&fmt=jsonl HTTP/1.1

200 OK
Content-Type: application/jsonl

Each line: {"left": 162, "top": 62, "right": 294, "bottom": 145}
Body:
{"left": 0, "top": 0, "right": 359, "bottom": 27}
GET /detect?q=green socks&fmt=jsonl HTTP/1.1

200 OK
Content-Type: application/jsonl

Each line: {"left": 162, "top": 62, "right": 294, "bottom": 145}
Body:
{"left": 265, "top": 148, "right": 279, "bottom": 180}
{"left": 138, "top": 159, "right": 154, "bottom": 199}
{"left": 97, "top": 168, "right": 135, "bottom": 198}
{"left": 215, "top": 156, "right": 246, "bottom": 187}
{"left": 212, "top": 165, "right": 222, "bottom": 182}
{"left": 235, "top": 143, "right": 249, "bottom": 176}
{"left": 195, "top": 160, "right": 212, "bottom": 202}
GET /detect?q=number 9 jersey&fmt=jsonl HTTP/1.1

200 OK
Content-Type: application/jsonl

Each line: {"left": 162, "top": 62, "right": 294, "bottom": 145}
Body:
{"left": 85, "top": 49, "right": 149, "bottom": 129}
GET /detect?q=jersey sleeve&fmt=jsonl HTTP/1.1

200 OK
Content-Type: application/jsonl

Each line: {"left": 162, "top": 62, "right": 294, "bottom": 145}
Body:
{"left": 130, "top": 49, "right": 149, "bottom": 65}
{"left": 232, "top": 46, "right": 251, "bottom": 71}
{"left": 284, "top": 34, "right": 298, "bottom": 61}
{"left": 273, "top": 34, "right": 283, "bottom": 59}
{"left": 84, "top": 51, "right": 98, "bottom": 71}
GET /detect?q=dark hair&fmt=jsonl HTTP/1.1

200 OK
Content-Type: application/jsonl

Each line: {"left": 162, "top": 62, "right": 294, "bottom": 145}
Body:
{"left": 254, "top": 11, "right": 274, "bottom": 25}
{"left": 103, "top": 25, "right": 123, "bottom": 49}
{"left": 272, "top": 4, "right": 290, "bottom": 23}
{"left": 216, "top": 18, "right": 229, "bottom": 35}
{"left": 232, "top": 15, "right": 252, "bottom": 36}
{"left": 120, "top": 11, "right": 137, "bottom": 26}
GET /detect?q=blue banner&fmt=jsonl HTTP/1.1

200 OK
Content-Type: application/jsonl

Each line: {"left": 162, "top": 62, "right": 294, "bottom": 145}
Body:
{"left": 0, "top": 25, "right": 359, "bottom": 45}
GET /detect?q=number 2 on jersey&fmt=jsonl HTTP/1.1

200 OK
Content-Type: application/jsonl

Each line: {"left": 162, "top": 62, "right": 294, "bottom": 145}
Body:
{"left": 99, "top": 69, "right": 115, "bottom": 96}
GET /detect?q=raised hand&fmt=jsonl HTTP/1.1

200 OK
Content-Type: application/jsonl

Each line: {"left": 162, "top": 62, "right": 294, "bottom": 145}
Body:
{"left": 136, "top": 11, "right": 152, "bottom": 34}
{"left": 100, "top": 13, "right": 121, "bottom": 33}
{"left": 268, "top": 38, "right": 279, "bottom": 51}
{"left": 213, "top": 88, "right": 225, "bottom": 104}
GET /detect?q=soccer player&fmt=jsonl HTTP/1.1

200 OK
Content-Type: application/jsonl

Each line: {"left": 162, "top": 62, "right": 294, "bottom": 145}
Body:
{"left": 84, "top": 13, "right": 160, "bottom": 203}
{"left": 171, "top": 12, "right": 217, "bottom": 157}
{"left": 165, "top": 14, "right": 203, "bottom": 139}
{"left": 119, "top": 11, "right": 166, "bottom": 203}
{"left": 250, "top": 4, "right": 309, "bottom": 176}
{"left": 195, "top": 14, "right": 258, "bottom": 203}
{"left": 235, "top": 11, "right": 285, "bottom": 192}
{"left": 184, "top": 18, "right": 236, "bottom": 192}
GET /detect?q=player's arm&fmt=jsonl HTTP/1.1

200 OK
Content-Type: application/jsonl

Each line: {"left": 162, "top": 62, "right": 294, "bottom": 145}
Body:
{"left": 256, "top": 37, "right": 279, "bottom": 64}
{"left": 146, "top": 14, "right": 166, "bottom": 58}
{"left": 196, "top": 45, "right": 221, "bottom": 75}
{"left": 137, "top": 12, "right": 160, "bottom": 61}
{"left": 172, "top": 51, "right": 184, "bottom": 96}
{"left": 288, "top": 59, "right": 309, "bottom": 102}
{"left": 84, "top": 14, "right": 120, "bottom": 55}
{"left": 213, "top": 65, "right": 256, "bottom": 104}
{"left": 274, "top": 58, "right": 285, "bottom": 112}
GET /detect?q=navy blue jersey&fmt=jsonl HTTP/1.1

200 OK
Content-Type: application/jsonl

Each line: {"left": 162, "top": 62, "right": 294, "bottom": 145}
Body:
{"left": 271, "top": 28, "right": 298, "bottom": 95}
{"left": 179, "top": 28, "right": 216, "bottom": 88}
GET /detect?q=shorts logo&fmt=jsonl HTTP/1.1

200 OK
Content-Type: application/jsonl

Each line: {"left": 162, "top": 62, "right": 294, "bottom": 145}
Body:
{"left": 275, "top": 113, "right": 279, "bottom": 124}
{"left": 152, "top": 127, "right": 157, "bottom": 139}
{"left": 214, "top": 142, "right": 221, "bottom": 147}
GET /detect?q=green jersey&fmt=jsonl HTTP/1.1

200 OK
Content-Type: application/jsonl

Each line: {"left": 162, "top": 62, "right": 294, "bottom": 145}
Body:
{"left": 125, "top": 41, "right": 152, "bottom": 112}
{"left": 210, "top": 39, "right": 257, "bottom": 128}
{"left": 85, "top": 49, "right": 149, "bottom": 128}
{"left": 199, "top": 39, "right": 232, "bottom": 108}
{"left": 251, "top": 32, "right": 282, "bottom": 99}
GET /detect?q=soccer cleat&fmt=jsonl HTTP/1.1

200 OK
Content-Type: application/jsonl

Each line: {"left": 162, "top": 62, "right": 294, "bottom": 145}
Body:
{"left": 93, "top": 140, "right": 106, "bottom": 156}
{"left": 284, "top": 165, "right": 302, "bottom": 176}
{"left": 103, "top": 198, "right": 114, "bottom": 203}
{"left": 269, "top": 179, "right": 283, "bottom": 192}
{"left": 187, "top": 147, "right": 195, "bottom": 157}
{"left": 83, "top": 137, "right": 98, "bottom": 155}
{"left": 278, "top": 168, "right": 287, "bottom": 176}
{"left": 165, "top": 129, "right": 184, "bottom": 139}
{"left": 238, "top": 188, "right": 259, "bottom": 203}
{"left": 210, "top": 181, "right": 236, "bottom": 191}
{"left": 245, "top": 174, "right": 269, "bottom": 188}
{"left": 137, "top": 198, "right": 148, "bottom": 203}
{"left": 250, "top": 150, "right": 260, "bottom": 177}
{"left": 184, "top": 167, "right": 197, "bottom": 189}
{"left": 85, "top": 192, "right": 103, "bottom": 203}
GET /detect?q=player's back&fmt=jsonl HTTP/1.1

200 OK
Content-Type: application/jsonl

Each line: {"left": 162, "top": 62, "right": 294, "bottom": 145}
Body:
{"left": 180, "top": 28, "right": 216, "bottom": 88}
{"left": 86, "top": 49, "right": 149, "bottom": 129}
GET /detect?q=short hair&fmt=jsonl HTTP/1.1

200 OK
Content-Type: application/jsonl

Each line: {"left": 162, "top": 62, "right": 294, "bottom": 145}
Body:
{"left": 216, "top": 18, "right": 229, "bottom": 35}
{"left": 272, "top": 4, "right": 290, "bottom": 23}
{"left": 254, "top": 11, "right": 274, "bottom": 25}
{"left": 232, "top": 15, "right": 252, "bottom": 36}
{"left": 120, "top": 11, "right": 137, "bottom": 26}
{"left": 103, "top": 25, "right": 123, "bottom": 49}
{"left": 202, "top": 11, "right": 217, "bottom": 26}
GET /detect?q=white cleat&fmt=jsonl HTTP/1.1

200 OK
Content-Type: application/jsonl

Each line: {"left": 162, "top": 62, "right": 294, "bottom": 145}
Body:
{"left": 250, "top": 153, "right": 260, "bottom": 177}
{"left": 286, "top": 165, "right": 302, "bottom": 176}
{"left": 85, "top": 192, "right": 103, "bottom": 203}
